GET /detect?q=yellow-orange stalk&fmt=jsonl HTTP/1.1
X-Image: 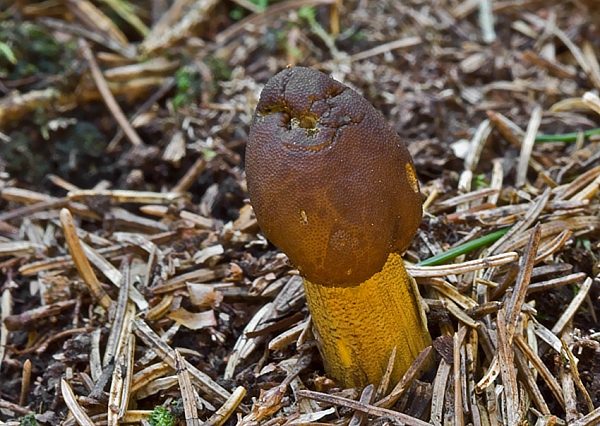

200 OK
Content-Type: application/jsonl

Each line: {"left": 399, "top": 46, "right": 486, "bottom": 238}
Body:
{"left": 303, "top": 252, "right": 431, "bottom": 389}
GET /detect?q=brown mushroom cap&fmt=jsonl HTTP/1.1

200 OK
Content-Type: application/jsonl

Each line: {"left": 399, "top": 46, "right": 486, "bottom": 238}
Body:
{"left": 246, "top": 67, "right": 422, "bottom": 286}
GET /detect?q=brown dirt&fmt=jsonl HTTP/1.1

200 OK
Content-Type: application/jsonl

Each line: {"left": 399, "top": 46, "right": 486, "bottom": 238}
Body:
{"left": 1, "top": 0, "right": 600, "bottom": 425}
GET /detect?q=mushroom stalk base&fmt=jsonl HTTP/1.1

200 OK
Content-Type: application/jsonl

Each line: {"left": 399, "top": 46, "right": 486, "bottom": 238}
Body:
{"left": 303, "top": 252, "right": 431, "bottom": 389}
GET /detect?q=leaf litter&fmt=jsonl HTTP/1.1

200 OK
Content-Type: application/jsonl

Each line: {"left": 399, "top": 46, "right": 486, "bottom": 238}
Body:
{"left": 1, "top": 0, "right": 600, "bottom": 425}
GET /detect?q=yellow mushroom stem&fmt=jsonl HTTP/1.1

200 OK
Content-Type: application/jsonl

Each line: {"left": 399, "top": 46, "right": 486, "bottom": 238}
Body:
{"left": 303, "top": 252, "right": 431, "bottom": 389}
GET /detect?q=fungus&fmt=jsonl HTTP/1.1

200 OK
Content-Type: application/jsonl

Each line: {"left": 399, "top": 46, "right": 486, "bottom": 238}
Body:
{"left": 245, "top": 66, "right": 431, "bottom": 389}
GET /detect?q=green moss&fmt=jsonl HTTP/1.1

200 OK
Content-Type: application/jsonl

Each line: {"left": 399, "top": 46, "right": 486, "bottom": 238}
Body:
{"left": 230, "top": 0, "right": 269, "bottom": 20}
{"left": 173, "top": 65, "right": 202, "bottom": 109}
{"left": 56, "top": 121, "right": 107, "bottom": 159}
{"left": 20, "top": 414, "right": 39, "bottom": 426}
{"left": 297, "top": 5, "right": 316, "bottom": 23}
{"left": 148, "top": 406, "right": 174, "bottom": 426}
{"left": 0, "top": 120, "right": 109, "bottom": 185}
{"left": 349, "top": 30, "right": 367, "bottom": 42}
{"left": 0, "top": 132, "right": 52, "bottom": 183}
{"left": 204, "top": 55, "right": 232, "bottom": 82}
{"left": 0, "top": 41, "right": 17, "bottom": 65}
{"left": 171, "top": 57, "right": 231, "bottom": 109}
{"left": 0, "top": 21, "right": 77, "bottom": 81}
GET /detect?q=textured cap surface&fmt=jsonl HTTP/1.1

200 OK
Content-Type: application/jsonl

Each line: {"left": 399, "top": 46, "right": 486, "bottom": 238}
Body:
{"left": 246, "top": 67, "right": 422, "bottom": 286}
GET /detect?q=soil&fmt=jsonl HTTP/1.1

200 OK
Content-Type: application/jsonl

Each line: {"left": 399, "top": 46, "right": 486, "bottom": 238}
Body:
{"left": 1, "top": 0, "right": 600, "bottom": 425}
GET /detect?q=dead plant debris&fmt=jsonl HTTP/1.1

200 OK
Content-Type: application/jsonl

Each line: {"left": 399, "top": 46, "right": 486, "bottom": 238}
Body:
{"left": 1, "top": 0, "right": 600, "bottom": 425}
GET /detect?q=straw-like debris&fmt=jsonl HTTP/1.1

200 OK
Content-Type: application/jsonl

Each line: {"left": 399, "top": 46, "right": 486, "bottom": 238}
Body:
{"left": 1, "top": 0, "right": 600, "bottom": 425}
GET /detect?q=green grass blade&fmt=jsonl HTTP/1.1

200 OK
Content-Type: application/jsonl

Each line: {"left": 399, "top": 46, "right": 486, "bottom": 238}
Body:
{"left": 417, "top": 228, "right": 510, "bottom": 267}
{"left": 535, "top": 127, "right": 600, "bottom": 143}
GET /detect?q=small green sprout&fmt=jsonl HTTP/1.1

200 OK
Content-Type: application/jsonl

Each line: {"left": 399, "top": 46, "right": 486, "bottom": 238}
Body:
{"left": 230, "top": 0, "right": 268, "bottom": 20}
{"left": 148, "top": 406, "right": 174, "bottom": 426}
{"left": 475, "top": 174, "right": 490, "bottom": 189}
{"left": 0, "top": 41, "right": 16, "bottom": 64}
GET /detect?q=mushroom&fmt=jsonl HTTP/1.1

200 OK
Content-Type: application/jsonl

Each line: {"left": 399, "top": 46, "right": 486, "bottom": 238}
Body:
{"left": 245, "top": 66, "right": 431, "bottom": 388}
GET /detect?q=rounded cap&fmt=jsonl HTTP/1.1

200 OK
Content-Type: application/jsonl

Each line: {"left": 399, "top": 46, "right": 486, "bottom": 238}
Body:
{"left": 246, "top": 67, "right": 422, "bottom": 286}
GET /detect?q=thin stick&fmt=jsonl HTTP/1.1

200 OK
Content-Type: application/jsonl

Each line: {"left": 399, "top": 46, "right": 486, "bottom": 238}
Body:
{"left": 375, "top": 346, "right": 433, "bottom": 408}
{"left": 454, "top": 327, "right": 468, "bottom": 426}
{"left": 132, "top": 318, "right": 231, "bottom": 403}
{"left": 107, "top": 77, "right": 176, "bottom": 152}
{"left": 20, "top": 359, "right": 32, "bottom": 406}
{"left": 569, "top": 405, "right": 600, "bottom": 426}
{"left": 478, "top": 0, "right": 496, "bottom": 43}
{"left": 505, "top": 223, "right": 540, "bottom": 340}
{"left": 61, "top": 379, "right": 95, "bottom": 426}
{"left": 409, "top": 252, "right": 517, "bottom": 277}
{"left": 515, "top": 334, "right": 565, "bottom": 409}
{"left": 552, "top": 277, "right": 593, "bottom": 335}
{"left": 172, "top": 157, "right": 207, "bottom": 194}
{"left": 430, "top": 357, "right": 451, "bottom": 425}
{"left": 0, "top": 398, "right": 33, "bottom": 416}
{"left": 561, "top": 339, "right": 594, "bottom": 413}
{"left": 298, "top": 389, "right": 431, "bottom": 426}
{"left": 78, "top": 38, "right": 144, "bottom": 147}
{"left": 203, "top": 386, "right": 247, "bottom": 426}
{"left": 68, "top": 189, "right": 185, "bottom": 204}
{"left": 527, "top": 273, "right": 587, "bottom": 294}
{"left": 103, "top": 261, "right": 131, "bottom": 366}
{"left": 0, "top": 288, "right": 12, "bottom": 367}
{"left": 0, "top": 197, "right": 70, "bottom": 223}
{"left": 488, "top": 188, "right": 549, "bottom": 255}
{"left": 59, "top": 208, "right": 112, "bottom": 310}
{"left": 497, "top": 307, "right": 520, "bottom": 425}
{"left": 516, "top": 105, "right": 542, "bottom": 187}
{"left": 347, "top": 36, "right": 422, "bottom": 62}
{"left": 514, "top": 346, "right": 550, "bottom": 415}
{"left": 175, "top": 350, "right": 200, "bottom": 426}
{"left": 350, "top": 385, "right": 375, "bottom": 426}
{"left": 376, "top": 347, "right": 396, "bottom": 399}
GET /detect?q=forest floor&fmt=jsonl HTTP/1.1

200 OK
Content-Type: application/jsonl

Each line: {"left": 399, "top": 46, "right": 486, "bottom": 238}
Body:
{"left": 1, "top": 0, "right": 600, "bottom": 425}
